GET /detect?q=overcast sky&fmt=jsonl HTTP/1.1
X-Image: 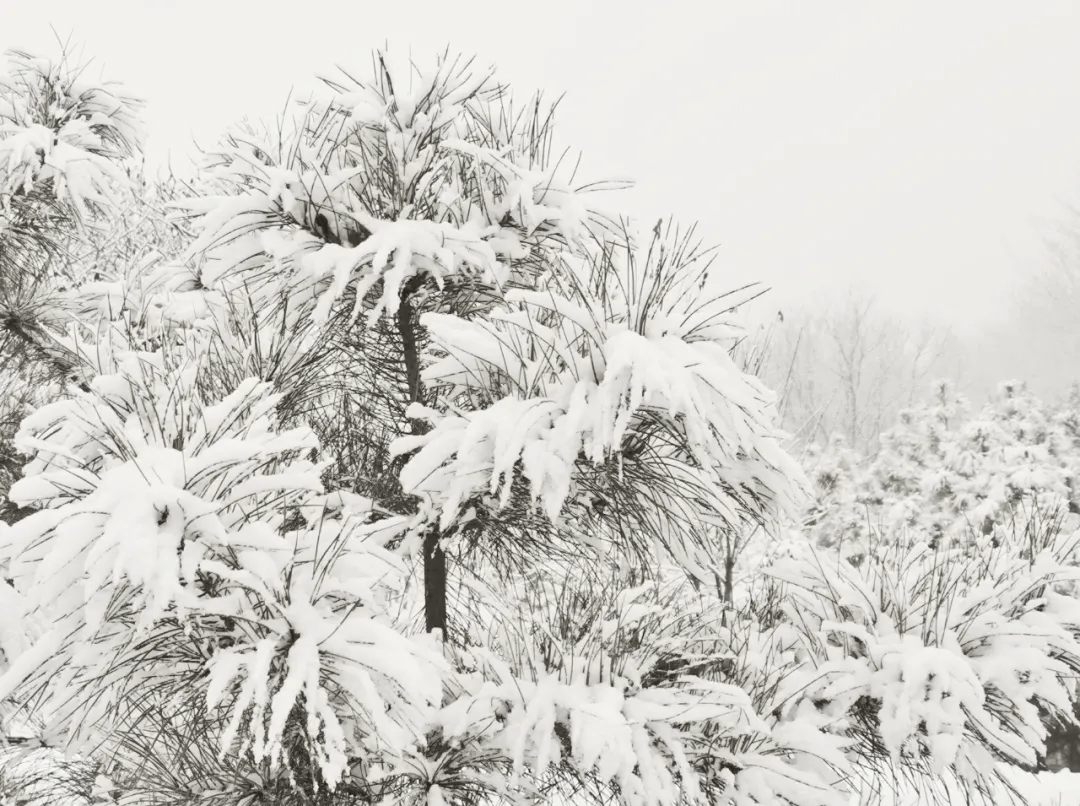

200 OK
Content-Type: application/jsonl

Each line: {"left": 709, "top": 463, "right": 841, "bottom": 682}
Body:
{"left": 6, "top": 2, "right": 1080, "bottom": 335}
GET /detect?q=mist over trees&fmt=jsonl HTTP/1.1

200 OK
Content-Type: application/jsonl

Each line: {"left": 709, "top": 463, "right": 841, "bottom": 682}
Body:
{"left": 2, "top": 40, "right": 1080, "bottom": 806}
{"left": 968, "top": 211, "right": 1080, "bottom": 407}
{"left": 755, "top": 291, "right": 967, "bottom": 455}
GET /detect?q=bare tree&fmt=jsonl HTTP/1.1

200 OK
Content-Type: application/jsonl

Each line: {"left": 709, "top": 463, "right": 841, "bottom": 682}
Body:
{"left": 760, "top": 290, "right": 965, "bottom": 454}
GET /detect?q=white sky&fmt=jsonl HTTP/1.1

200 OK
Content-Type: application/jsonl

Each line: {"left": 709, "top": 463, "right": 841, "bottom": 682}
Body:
{"left": 6, "top": 1, "right": 1080, "bottom": 334}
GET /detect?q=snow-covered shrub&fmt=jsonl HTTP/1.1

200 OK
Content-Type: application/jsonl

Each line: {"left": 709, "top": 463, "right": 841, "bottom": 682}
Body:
{"left": 765, "top": 531, "right": 1080, "bottom": 781}
{"left": 801, "top": 380, "right": 1080, "bottom": 561}
{"left": 769, "top": 377, "right": 1080, "bottom": 781}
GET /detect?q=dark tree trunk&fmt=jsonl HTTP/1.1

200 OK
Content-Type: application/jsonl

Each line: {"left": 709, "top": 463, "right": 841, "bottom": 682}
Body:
{"left": 724, "top": 555, "right": 734, "bottom": 604}
{"left": 396, "top": 280, "right": 447, "bottom": 641}
{"left": 422, "top": 527, "right": 447, "bottom": 638}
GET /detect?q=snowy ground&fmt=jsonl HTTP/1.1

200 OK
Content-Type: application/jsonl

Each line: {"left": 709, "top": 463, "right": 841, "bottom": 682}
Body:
{"left": 1005, "top": 769, "right": 1080, "bottom": 805}
{"left": 1007, "top": 770, "right": 1080, "bottom": 805}
{"left": 850, "top": 767, "right": 1080, "bottom": 806}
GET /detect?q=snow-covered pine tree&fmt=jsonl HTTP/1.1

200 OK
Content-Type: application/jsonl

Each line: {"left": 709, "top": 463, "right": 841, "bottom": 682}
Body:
{"left": 0, "top": 48, "right": 833, "bottom": 806}
{"left": 0, "top": 45, "right": 145, "bottom": 525}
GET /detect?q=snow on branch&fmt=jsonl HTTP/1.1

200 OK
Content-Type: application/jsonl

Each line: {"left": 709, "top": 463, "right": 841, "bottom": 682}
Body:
{"left": 0, "top": 48, "right": 142, "bottom": 220}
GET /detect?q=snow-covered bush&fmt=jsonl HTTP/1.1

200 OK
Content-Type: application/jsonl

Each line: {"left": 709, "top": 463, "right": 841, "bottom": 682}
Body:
{"left": 766, "top": 532, "right": 1080, "bottom": 776}
{"left": 800, "top": 380, "right": 1080, "bottom": 562}
{"left": 774, "top": 377, "right": 1080, "bottom": 779}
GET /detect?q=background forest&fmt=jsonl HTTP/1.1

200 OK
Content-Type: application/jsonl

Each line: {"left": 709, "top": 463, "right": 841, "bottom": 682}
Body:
{"left": 3, "top": 40, "right": 1080, "bottom": 806}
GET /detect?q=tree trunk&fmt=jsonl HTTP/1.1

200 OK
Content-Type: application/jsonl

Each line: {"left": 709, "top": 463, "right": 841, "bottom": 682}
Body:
{"left": 422, "top": 527, "right": 447, "bottom": 638}
{"left": 396, "top": 281, "right": 447, "bottom": 641}
{"left": 724, "top": 555, "right": 734, "bottom": 604}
